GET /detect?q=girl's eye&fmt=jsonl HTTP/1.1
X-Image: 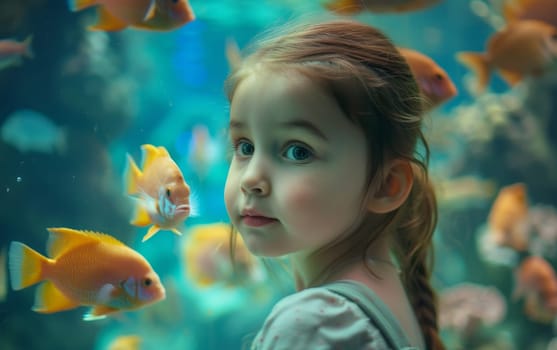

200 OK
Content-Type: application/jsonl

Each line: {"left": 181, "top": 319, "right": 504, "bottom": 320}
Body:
{"left": 284, "top": 144, "right": 313, "bottom": 161}
{"left": 235, "top": 140, "right": 254, "bottom": 156}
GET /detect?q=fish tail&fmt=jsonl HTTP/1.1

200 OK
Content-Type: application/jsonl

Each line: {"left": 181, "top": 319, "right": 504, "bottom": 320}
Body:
{"left": 22, "top": 35, "right": 34, "bottom": 59}
{"left": 8, "top": 242, "right": 47, "bottom": 290}
{"left": 456, "top": 51, "right": 491, "bottom": 92}
{"left": 54, "top": 127, "right": 68, "bottom": 155}
{"left": 324, "top": 0, "right": 363, "bottom": 15}
{"left": 67, "top": 0, "right": 97, "bottom": 12}
{"left": 124, "top": 154, "right": 142, "bottom": 195}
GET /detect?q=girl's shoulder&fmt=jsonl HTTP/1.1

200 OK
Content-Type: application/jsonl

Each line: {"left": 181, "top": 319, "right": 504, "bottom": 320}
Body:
{"left": 251, "top": 286, "right": 392, "bottom": 350}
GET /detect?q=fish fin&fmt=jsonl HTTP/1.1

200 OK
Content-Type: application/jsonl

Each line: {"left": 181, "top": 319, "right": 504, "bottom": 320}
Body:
{"left": 131, "top": 203, "right": 152, "bottom": 227}
{"left": 324, "top": 0, "right": 363, "bottom": 15}
{"left": 142, "top": 226, "right": 161, "bottom": 242}
{"left": 47, "top": 228, "right": 126, "bottom": 256}
{"left": 67, "top": 0, "right": 97, "bottom": 12}
{"left": 32, "top": 281, "right": 80, "bottom": 313}
{"left": 143, "top": 0, "right": 157, "bottom": 21}
{"left": 46, "top": 227, "right": 96, "bottom": 258}
{"left": 22, "top": 35, "right": 34, "bottom": 59}
{"left": 456, "top": 51, "right": 491, "bottom": 92}
{"left": 124, "top": 154, "right": 143, "bottom": 195}
{"left": 89, "top": 6, "right": 128, "bottom": 31}
{"left": 141, "top": 144, "right": 162, "bottom": 169}
{"left": 498, "top": 68, "right": 523, "bottom": 86}
{"left": 55, "top": 126, "right": 67, "bottom": 155}
{"left": 8, "top": 241, "right": 46, "bottom": 290}
{"left": 171, "top": 228, "right": 183, "bottom": 236}
{"left": 83, "top": 305, "right": 118, "bottom": 321}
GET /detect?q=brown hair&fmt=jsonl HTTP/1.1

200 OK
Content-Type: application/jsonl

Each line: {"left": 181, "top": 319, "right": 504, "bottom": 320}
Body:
{"left": 225, "top": 19, "right": 444, "bottom": 350}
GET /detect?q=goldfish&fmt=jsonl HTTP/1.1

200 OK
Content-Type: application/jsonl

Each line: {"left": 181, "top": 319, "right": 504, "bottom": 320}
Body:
{"left": 456, "top": 20, "right": 557, "bottom": 92}
{"left": 398, "top": 47, "right": 458, "bottom": 111}
{"left": 0, "top": 35, "right": 33, "bottom": 71}
{"left": 68, "top": 0, "right": 195, "bottom": 32}
{"left": 1, "top": 109, "right": 66, "bottom": 154}
{"left": 183, "top": 223, "right": 262, "bottom": 288}
{"left": 8, "top": 227, "right": 165, "bottom": 320}
{"left": 324, "top": 0, "right": 441, "bottom": 15}
{"left": 487, "top": 183, "right": 529, "bottom": 251}
{"left": 503, "top": 0, "right": 557, "bottom": 28}
{"left": 125, "top": 144, "right": 192, "bottom": 242}
{"left": 513, "top": 256, "right": 557, "bottom": 323}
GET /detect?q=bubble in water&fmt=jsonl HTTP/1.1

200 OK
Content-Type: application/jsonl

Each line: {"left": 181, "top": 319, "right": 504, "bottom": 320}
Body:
{"left": 16, "top": 176, "right": 22, "bottom": 183}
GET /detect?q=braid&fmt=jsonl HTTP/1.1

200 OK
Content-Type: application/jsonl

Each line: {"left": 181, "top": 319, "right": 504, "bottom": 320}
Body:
{"left": 395, "top": 164, "right": 445, "bottom": 350}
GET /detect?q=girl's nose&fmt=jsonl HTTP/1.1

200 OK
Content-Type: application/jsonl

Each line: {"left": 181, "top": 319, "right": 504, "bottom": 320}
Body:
{"left": 240, "top": 157, "right": 270, "bottom": 196}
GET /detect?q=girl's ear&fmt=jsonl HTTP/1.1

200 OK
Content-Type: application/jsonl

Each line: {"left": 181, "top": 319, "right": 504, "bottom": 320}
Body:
{"left": 367, "top": 159, "right": 414, "bottom": 214}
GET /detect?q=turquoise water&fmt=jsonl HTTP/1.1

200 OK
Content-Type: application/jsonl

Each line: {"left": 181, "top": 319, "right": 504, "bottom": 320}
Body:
{"left": 1, "top": 1, "right": 557, "bottom": 349}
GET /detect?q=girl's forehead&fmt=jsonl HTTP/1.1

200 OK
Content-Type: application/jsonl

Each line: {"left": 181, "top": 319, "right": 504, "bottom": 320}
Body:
{"left": 230, "top": 69, "right": 332, "bottom": 118}
{"left": 229, "top": 69, "right": 365, "bottom": 144}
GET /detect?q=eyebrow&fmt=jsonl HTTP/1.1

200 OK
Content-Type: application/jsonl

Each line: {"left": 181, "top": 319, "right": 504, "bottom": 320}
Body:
{"left": 229, "top": 119, "right": 328, "bottom": 141}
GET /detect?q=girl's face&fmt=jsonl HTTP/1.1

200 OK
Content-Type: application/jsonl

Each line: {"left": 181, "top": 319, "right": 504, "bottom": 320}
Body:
{"left": 225, "top": 69, "right": 369, "bottom": 257}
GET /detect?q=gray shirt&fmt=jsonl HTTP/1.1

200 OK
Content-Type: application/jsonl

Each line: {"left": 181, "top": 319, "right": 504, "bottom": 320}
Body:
{"left": 251, "top": 281, "right": 417, "bottom": 350}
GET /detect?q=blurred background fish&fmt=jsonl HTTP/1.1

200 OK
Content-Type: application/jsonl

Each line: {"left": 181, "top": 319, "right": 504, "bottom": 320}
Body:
{"left": 398, "top": 47, "right": 458, "bottom": 111}
{"left": 68, "top": 0, "right": 195, "bottom": 31}
{"left": 8, "top": 227, "right": 166, "bottom": 320}
{"left": 0, "top": 35, "right": 33, "bottom": 71}
{"left": 513, "top": 255, "right": 557, "bottom": 323}
{"left": 457, "top": 19, "right": 557, "bottom": 92}
{"left": 0, "top": 246, "right": 6, "bottom": 303}
{"left": 125, "top": 144, "right": 192, "bottom": 242}
{"left": 1, "top": 109, "right": 66, "bottom": 154}
{"left": 106, "top": 335, "right": 142, "bottom": 350}
{"left": 503, "top": 0, "right": 557, "bottom": 28}
{"left": 487, "top": 183, "right": 529, "bottom": 251}
{"left": 323, "top": 0, "right": 442, "bottom": 15}
{"left": 182, "top": 223, "right": 263, "bottom": 288}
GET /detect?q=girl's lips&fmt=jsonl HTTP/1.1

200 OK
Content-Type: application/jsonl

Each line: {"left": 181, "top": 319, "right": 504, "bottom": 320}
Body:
{"left": 242, "top": 215, "right": 277, "bottom": 227}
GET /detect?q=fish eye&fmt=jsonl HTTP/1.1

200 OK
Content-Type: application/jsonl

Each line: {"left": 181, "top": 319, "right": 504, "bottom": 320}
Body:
{"left": 143, "top": 278, "right": 152, "bottom": 287}
{"left": 434, "top": 73, "right": 444, "bottom": 81}
{"left": 172, "top": 0, "right": 179, "bottom": 3}
{"left": 166, "top": 188, "right": 171, "bottom": 198}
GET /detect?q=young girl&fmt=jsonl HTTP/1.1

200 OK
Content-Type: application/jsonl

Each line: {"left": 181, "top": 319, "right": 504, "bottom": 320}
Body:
{"left": 224, "top": 19, "right": 445, "bottom": 350}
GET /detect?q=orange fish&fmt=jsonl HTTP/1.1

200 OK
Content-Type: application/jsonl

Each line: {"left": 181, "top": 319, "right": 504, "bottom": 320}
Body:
{"left": 125, "top": 144, "right": 192, "bottom": 242}
{"left": 68, "top": 0, "right": 195, "bottom": 32}
{"left": 398, "top": 47, "right": 457, "bottom": 111}
{"left": 456, "top": 20, "right": 557, "bottom": 92}
{"left": 183, "top": 223, "right": 261, "bottom": 288}
{"left": 513, "top": 256, "right": 557, "bottom": 323}
{"left": 503, "top": 0, "right": 557, "bottom": 28}
{"left": 324, "top": 0, "right": 441, "bottom": 15}
{"left": 487, "top": 183, "right": 529, "bottom": 251}
{"left": 8, "top": 227, "right": 165, "bottom": 320}
{"left": 0, "top": 35, "right": 33, "bottom": 71}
